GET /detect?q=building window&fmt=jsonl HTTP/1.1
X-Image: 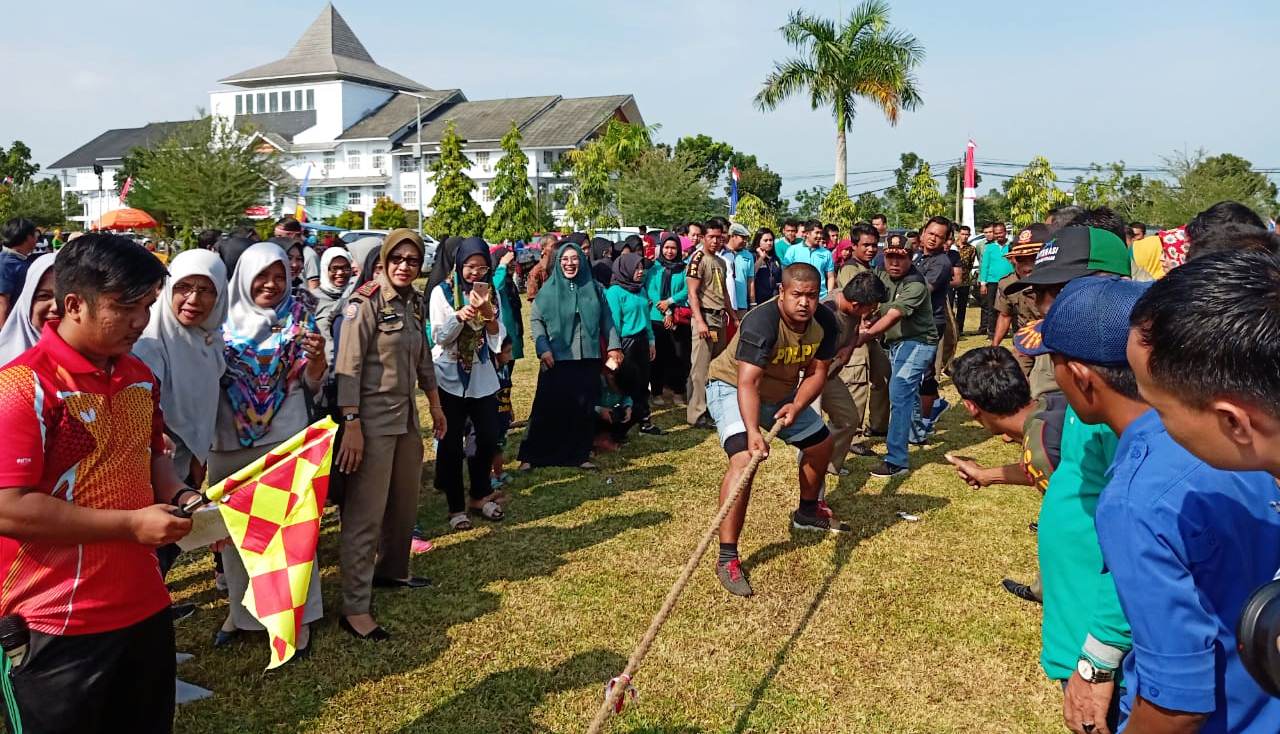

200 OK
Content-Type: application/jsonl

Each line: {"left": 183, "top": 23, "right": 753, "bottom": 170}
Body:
{"left": 371, "top": 149, "right": 385, "bottom": 170}
{"left": 543, "top": 150, "right": 554, "bottom": 167}
{"left": 322, "top": 154, "right": 335, "bottom": 173}
{"left": 475, "top": 151, "right": 490, "bottom": 170}
{"left": 347, "top": 150, "right": 361, "bottom": 170}
{"left": 481, "top": 183, "right": 492, "bottom": 202}
{"left": 322, "top": 192, "right": 338, "bottom": 207}
{"left": 256, "top": 93, "right": 265, "bottom": 112}
{"left": 426, "top": 154, "right": 440, "bottom": 167}
{"left": 306, "top": 89, "right": 315, "bottom": 109}
{"left": 348, "top": 191, "right": 361, "bottom": 207}
{"left": 403, "top": 184, "right": 417, "bottom": 206}
{"left": 267, "top": 92, "right": 277, "bottom": 113}
{"left": 235, "top": 95, "right": 243, "bottom": 115}
{"left": 398, "top": 156, "right": 416, "bottom": 173}
{"left": 282, "top": 91, "right": 292, "bottom": 112}
{"left": 244, "top": 94, "right": 253, "bottom": 114}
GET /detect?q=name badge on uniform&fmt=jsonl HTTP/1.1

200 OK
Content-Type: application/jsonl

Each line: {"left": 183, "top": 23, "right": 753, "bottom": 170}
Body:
{"left": 379, "top": 306, "right": 400, "bottom": 324}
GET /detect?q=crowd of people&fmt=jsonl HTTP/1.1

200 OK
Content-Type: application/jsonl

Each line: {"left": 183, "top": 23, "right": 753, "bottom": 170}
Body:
{"left": 0, "top": 196, "right": 1279, "bottom": 733}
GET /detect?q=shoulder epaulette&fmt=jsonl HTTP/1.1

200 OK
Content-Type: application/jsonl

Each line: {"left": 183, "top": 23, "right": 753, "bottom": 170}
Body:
{"left": 687, "top": 250, "right": 704, "bottom": 274}
{"left": 356, "top": 281, "right": 381, "bottom": 298}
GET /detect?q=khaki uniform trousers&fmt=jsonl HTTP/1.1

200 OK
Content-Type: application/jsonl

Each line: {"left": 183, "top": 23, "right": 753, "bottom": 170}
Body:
{"left": 686, "top": 315, "right": 727, "bottom": 425}
{"left": 856, "top": 340, "right": 891, "bottom": 436}
{"left": 339, "top": 430, "right": 424, "bottom": 616}
{"left": 818, "top": 373, "right": 860, "bottom": 473}
{"left": 936, "top": 308, "right": 959, "bottom": 376}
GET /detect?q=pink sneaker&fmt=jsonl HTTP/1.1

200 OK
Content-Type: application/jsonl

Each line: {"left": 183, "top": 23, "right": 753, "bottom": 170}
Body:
{"left": 411, "top": 538, "right": 434, "bottom": 555}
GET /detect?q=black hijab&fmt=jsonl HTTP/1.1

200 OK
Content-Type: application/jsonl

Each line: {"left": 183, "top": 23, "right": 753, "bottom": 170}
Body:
{"left": 218, "top": 237, "right": 253, "bottom": 277}
{"left": 453, "top": 237, "right": 492, "bottom": 295}
{"left": 427, "top": 235, "right": 463, "bottom": 292}
{"left": 611, "top": 252, "right": 645, "bottom": 294}
{"left": 621, "top": 234, "right": 643, "bottom": 256}
{"left": 355, "top": 246, "right": 382, "bottom": 288}
{"left": 656, "top": 235, "right": 685, "bottom": 300}
{"left": 589, "top": 237, "right": 612, "bottom": 263}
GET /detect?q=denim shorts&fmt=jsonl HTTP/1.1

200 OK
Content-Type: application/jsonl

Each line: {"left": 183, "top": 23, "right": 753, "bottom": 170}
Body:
{"left": 705, "top": 379, "right": 827, "bottom": 448}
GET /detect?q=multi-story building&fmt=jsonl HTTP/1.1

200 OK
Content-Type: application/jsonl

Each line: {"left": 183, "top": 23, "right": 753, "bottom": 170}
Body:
{"left": 49, "top": 3, "right": 643, "bottom": 226}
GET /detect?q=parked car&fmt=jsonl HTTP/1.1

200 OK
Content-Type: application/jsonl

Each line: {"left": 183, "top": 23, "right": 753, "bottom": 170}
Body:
{"left": 339, "top": 229, "right": 440, "bottom": 269}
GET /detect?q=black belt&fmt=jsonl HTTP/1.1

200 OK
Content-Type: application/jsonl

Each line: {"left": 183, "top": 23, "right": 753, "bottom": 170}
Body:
{"left": 703, "top": 308, "right": 725, "bottom": 315}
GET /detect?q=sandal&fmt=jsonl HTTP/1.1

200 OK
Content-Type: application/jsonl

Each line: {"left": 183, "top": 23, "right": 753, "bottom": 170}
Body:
{"left": 476, "top": 500, "right": 504, "bottom": 521}
{"left": 449, "top": 513, "right": 473, "bottom": 531}
{"left": 579, "top": 461, "right": 598, "bottom": 470}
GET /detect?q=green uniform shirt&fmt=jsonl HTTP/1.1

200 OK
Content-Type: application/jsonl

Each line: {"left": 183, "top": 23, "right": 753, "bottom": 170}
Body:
{"left": 604, "top": 285, "right": 655, "bottom": 341}
{"left": 643, "top": 262, "right": 689, "bottom": 322}
{"left": 877, "top": 269, "right": 939, "bottom": 345}
{"left": 1037, "top": 405, "right": 1131, "bottom": 681}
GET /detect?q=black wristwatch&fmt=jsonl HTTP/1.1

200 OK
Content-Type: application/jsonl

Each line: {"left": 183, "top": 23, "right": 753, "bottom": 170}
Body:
{"left": 342, "top": 412, "right": 360, "bottom": 423}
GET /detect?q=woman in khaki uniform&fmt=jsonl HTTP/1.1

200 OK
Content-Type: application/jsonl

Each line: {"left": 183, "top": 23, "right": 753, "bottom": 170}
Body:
{"left": 334, "top": 229, "right": 446, "bottom": 641}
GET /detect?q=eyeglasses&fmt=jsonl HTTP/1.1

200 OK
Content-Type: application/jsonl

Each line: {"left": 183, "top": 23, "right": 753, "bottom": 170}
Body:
{"left": 173, "top": 283, "right": 217, "bottom": 299}
{"left": 462, "top": 264, "right": 490, "bottom": 275}
{"left": 387, "top": 255, "right": 422, "bottom": 268}
{"left": 328, "top": 265, "right": 351, "bottom": 274}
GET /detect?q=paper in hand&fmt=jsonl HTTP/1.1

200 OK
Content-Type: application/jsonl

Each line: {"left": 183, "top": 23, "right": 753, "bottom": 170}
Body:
{"left": 177, "top": 504, "right": 231, "bottom": 551}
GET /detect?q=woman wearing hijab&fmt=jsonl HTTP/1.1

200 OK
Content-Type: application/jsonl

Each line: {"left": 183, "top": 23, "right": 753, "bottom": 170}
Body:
{"left": 428, "top": 237, "right": 507, "bottom": 530}
{"left": 589, "top": 236, "right": 614, "bottom": 286}
{"left": 644, "top": 235, "right": 690, "bottom": 407}
{"left": 518, "top": 242, "right": 623, "bottom": 470}
{"left": 0, "top": 254, "right": 55, "bottom": 365}
{"left": 344, "top": 236, "right": 383, "bottom": 291}
{"left": 209, "top": 242, "right": 327, "bottom": 655}
{"left": 285, "top": 241, "right": 319, "bottom": 309}
{"left": 133, "top": 249, "right": 228, "bottom": 487}
{"left": 313, "top": 246, "right": 352, "bottom": 363}
{"left": 334, "top": 229, "right": 446, "bottom": 640}
{"left": 606, "top": 252, "right": 659, "bottom": 436}
{"left": 426, "top": 236, "right": 463, "bottom": 293}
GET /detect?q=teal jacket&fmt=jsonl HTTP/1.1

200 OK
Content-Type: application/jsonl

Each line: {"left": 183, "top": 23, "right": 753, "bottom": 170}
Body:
{"left": 493, "top": 263, "right": 524, "bottom": 360}
{"left": 605, "top": 284, "right": 655, "bottom": 341}
{"left": 978, "top": 240, "right": 1014, "bottom": 283}
{"left": 643, "top": 262, "right": 688, "bottom": 322}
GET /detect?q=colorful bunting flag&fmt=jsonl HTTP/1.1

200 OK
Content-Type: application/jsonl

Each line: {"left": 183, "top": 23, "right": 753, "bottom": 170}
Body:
{"left": 209, "top": 418, "right": 336, "bottom": 669}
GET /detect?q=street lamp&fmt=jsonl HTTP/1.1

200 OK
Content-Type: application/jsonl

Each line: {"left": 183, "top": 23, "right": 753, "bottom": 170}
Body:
{"left": 398, "top": 90, "right": 430, "bottom": 238}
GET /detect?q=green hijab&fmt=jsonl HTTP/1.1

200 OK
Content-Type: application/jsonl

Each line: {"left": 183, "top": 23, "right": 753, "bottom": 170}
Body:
{"left": 534, "top": 242, "right": 603, "bottom": 352}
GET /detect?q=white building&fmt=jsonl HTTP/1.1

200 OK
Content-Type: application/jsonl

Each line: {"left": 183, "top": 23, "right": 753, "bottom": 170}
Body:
{"left": 50, "top": 3, "right": 644, "bottom": 226}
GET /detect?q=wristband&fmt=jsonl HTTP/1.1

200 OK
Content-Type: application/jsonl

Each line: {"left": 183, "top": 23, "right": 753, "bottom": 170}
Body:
{"left": 172, "top": 486, "right": 202, "bottom": 507}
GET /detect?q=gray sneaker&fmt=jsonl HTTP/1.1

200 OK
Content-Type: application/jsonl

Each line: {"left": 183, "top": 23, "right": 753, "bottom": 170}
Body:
{"left": 716, "top": 559, "right": 754, "bottom": 597}
{"left": 791, "top": 509, "right": 852, "bottom": 533}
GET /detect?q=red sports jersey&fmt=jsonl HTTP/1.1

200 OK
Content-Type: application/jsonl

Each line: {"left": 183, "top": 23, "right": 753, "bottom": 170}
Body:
{"left": 0, "top": 323, "right": 171, "bottom": 635}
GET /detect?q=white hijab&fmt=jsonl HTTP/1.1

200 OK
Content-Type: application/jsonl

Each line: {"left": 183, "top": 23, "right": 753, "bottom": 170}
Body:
{"left": 318, "top": 246, "right": 352, "bottom": 299}
{"left": 133, "top": 249, "right": 228, "bottom": 463}
{"left": 225, "top": 242, "right": 293, "bottom": 344}
{"left": 0, "top": 254, "right": 55, "bottom": 366}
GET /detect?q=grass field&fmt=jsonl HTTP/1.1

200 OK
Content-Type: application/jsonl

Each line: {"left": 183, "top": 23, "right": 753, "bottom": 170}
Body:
{"left": 166, "top": 329, "right": 1063, "bottom": 733}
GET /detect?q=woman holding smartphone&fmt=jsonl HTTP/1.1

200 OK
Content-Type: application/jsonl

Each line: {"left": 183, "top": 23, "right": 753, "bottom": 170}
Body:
{"left": 427, "top": 237, "right": 507, "bottom": 531}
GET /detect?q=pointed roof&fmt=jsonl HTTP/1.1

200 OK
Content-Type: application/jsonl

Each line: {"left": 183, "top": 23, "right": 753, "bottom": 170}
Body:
{"left": 219, "top": 3, "right": 430, "bottom": 92}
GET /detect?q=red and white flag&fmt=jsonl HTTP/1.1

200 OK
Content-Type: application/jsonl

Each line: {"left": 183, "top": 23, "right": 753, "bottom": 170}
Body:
{"left": 119, "top": 176, "right": 133, "bottom": 203}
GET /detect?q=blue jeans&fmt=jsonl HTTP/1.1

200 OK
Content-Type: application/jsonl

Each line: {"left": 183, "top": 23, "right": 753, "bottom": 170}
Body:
{"left": 886, "top": 339, "right": 937, "bottom": 467}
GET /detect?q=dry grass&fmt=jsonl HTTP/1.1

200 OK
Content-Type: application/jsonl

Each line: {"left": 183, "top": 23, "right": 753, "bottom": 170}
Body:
{"left": 166, "top": 329, "right": 1061, "bottom": 733}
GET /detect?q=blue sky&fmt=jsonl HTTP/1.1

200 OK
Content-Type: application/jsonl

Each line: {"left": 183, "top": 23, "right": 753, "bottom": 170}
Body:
{"left": 9, "top": 0, "right": 1277, "bottom": 199}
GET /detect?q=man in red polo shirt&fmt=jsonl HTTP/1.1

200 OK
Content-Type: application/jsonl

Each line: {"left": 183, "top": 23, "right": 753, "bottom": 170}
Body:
{"left": 0, "top": 233, "right": 192, "bottom": 734}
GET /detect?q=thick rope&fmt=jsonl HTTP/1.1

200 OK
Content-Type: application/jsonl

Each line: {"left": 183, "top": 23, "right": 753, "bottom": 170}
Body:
{"left": 586, "top": 422, "right": 785, "bottom": 734}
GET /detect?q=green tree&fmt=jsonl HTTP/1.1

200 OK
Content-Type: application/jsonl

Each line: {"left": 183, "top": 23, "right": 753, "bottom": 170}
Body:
{"left": 852, "top": 190, "right": 887, "bottom": 222}
{"left": 883, "top": 151, "right": 922, "bottom": 224}
{"left": 905, "top": 161, "right": 945, "bottom": 225}
{"left": 485, "top": 123, "right": 539, "bottom": 243}
{"left": 733, "top": 192, "right": 779, "bottom": 234}
{"left": 130, "top": 117, "right": 282, "bottom": 231}
{"left": 596, "top": 120, "right": 655, "bottom": 172}
{"left": 1140, "top": 151, "right": 1278, "bottom": 225}
{"left": 792, "top": 186, "right": 829, "bottom": 219}
{"left": 369, "top": 196, "right": 409, "bottom": 229}
{"left": 1071, "top": 162, "right": 1148, "bottom": 221}
{"left": 425, "top": 121, "right": 486, "bottom": 238}
{"left": 563, "top": 137, "right": 618, "bottom": 232}
{"left": 615, "top": 150, "right": 716, "bottom": 227}
{"left": 0, "top": 141, "right": 40, "bottom": 185}
{"left": 755, "top": 1, "right": 924, "bottom": 186}
{"left": 0, "top": 179, "right": 66, "bottom": 227}
{"left": 332, "top": 210, "right": 364, "bottom": 230}
{"left": 726, "top": 152, "right": 784, "bottom": 211}
{"left": 674, "top": 134, "right": 736, "bottom": 183}
{"left": 820, "top": 184, "right": 859, "bottom": 234}
{"left": 943, "top": 162, "right": 982, "bottom": 210}
{"left": 1005, "top": 156, "right": 1070, "bottom": 228}
{"left": 975, "top": 187, "right": 1010, "bottom": 226}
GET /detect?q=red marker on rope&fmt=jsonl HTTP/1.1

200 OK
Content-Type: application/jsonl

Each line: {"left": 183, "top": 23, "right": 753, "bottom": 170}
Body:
{"left": 603, "top": 675, "right": 637, "bottom": 714}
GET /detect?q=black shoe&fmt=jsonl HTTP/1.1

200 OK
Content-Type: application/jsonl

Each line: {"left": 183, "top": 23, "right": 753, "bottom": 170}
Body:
{"left": 372, "top": 575, "right": 432, "bottom": 589}
{"left": 847, "top": 443, "right": 878, "bottom": 458}
{"left": 212, "top": 628, "right": 240, "bottom": 648}
{"left": 1001, "top": 578, "right": 1042, "bottom": 604}
{"left": 339, "top": 617, "right": 391, "bottom": 641}
{"left": 638, "top": 422, "right": 664, "bottom": 436}
{"left": 868, "top": 430, "right": 888, "bottom": 438}
{"left": 171, "top": 603, "right": 196, "bottom": 623}
{"left": 791, "top": 508, "right": 851, "bottom": 534}
{"left": 693, "top": 417, "right": 715, "bottom": 430}
{"left": 869, "top": 461, "right": 908, "bottom": 478}
{"left": 1028, "top": 522, "right": 1038, "bottom": 534}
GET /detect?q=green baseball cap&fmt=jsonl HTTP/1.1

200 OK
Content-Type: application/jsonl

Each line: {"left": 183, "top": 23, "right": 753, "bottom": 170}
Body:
{"left": 1004, "top": 226, "right": 1131, "bottom": 295}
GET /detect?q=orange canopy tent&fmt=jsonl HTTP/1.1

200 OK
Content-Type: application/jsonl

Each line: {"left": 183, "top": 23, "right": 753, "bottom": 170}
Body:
{"left": 94, "top": 207, "right": 158, "bottom": 230}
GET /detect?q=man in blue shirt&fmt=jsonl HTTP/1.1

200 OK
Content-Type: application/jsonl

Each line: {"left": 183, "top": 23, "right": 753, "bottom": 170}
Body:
{"left": 780, "top": 220, "right": 835, "bottom": 299}
{"left": 0, "top": 217, "right": 38, "bottom": 326}
{"left": 724, "top": 223, "right": 756, "bottom": 319}
{"left": 1039, "top": 276, "right": 1280, "bottom": 734}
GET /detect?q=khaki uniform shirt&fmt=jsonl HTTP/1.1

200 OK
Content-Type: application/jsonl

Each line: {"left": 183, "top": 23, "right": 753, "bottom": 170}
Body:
{"left": 836, "top": 258, "right": 872, "bottom": 289}
{"left": 686, "top": 247, "right": 729, "bottom": 321}
{"left": 335, "top": 280, "right": 437, "bottom": 437}
{"left": 995, "top": 273, "right": 1040, "bottom": 331}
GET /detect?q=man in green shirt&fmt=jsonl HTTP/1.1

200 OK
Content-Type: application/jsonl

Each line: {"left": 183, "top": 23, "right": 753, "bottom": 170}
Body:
{"left": 855, "top": 239, "right": 937, "bottom": 477}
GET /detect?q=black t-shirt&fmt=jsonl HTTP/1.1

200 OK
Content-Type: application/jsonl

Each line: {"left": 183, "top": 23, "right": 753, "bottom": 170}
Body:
{"left": 707, "top": 298, "right": 839, "bottom": 402}
{"left": 917, "top": 250, "right": 956, "bottom": 325}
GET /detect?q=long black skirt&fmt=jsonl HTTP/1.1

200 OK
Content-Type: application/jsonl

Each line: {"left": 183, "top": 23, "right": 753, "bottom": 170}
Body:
{"left": 518, "top": 358, "right": 602, "bottom": 467}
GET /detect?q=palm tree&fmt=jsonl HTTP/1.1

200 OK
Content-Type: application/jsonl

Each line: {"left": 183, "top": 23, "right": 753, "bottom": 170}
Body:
{"left": 755, "top": 1, "right": 924, "bottom": 187}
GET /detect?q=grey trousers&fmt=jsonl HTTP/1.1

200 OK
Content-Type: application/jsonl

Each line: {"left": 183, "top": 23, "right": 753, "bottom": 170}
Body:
{"left": 209, "top": 442, "right": 325, "bottom": 632}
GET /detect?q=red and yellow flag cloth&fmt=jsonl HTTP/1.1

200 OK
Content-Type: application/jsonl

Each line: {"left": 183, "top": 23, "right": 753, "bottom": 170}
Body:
{"left": 207, "top": 418, "right": 336, "bottom": 669}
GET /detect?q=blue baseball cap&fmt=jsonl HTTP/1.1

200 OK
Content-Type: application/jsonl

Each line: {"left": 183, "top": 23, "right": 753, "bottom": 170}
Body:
{"left": 1015, "top": 276, "right": 1152, "bottom": 365}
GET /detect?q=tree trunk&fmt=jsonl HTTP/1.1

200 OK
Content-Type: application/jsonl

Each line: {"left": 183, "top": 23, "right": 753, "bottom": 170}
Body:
{"left": 835, "top": 126, "right": 848, "bottom": 188}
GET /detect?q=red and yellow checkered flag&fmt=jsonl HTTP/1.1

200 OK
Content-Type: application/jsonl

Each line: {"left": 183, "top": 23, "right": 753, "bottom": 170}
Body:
{"left": 208, "top": 418, "right": 337, "bottom": 669}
